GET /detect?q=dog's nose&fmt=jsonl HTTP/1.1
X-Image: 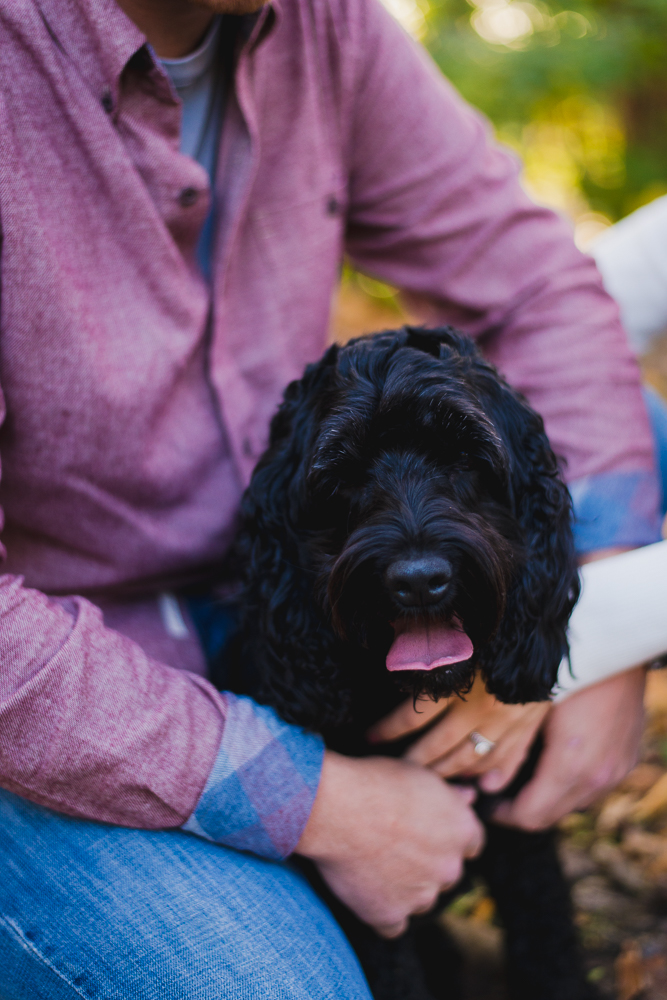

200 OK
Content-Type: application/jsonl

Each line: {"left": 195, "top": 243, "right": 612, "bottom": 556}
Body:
{"left": 385, "top": 557, "right": 452, "bottom": 607}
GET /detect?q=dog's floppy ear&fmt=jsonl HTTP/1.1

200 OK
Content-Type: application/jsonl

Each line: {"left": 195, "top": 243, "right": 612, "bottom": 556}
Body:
{"left": 475, "top": 371, "right": 580, "bottom": 703}
{"left": 237, "top": 346, "right": 351, "bottom": 729}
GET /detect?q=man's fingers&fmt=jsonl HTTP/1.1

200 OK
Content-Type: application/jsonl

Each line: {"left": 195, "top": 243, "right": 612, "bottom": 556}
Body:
{"left": 448, "top": 795, "right": 486, "bottom": 861}
{"left": 450, "top": 783, "right": 477, "bottom": 805}
{"left": 375, "top": 919, "right": 409, "bottom": 939}
{"left": 367, "top": 696, "right": 449, "bottom": 744}
{"left": 463, "top": 816, "right": 486, "bottom": 859}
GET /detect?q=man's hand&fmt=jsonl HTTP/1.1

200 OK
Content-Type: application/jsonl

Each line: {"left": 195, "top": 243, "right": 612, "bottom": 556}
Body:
{"left": 493, "top": 665, "right": 647, "bottom": 830}
{"left": 296, "top": 751, "right": 484, "bottom": 938}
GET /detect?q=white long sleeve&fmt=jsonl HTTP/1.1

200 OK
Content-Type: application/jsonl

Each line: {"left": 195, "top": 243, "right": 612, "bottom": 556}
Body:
{"left": 555, "top": 541, "right": 667, "bottom": 700}
{"left": 592, "top": 196, "right": 667, "bottom": 355}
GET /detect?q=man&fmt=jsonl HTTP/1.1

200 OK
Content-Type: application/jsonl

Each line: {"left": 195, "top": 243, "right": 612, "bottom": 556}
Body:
{"left": 0, "top": 0, "right": 659, "bottom": 994}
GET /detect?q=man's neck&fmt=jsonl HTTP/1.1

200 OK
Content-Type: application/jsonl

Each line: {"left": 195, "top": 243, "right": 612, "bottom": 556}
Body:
{"left": 114, "top": 0, "right": 216, "bottom": 58}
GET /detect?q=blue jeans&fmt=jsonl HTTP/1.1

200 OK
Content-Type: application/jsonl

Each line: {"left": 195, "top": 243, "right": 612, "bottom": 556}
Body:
{"left": 0, "top": 787, "right": 371, "bottom": 999}
{"left": 645, "top": 385, "right": 667, "bottom": 516}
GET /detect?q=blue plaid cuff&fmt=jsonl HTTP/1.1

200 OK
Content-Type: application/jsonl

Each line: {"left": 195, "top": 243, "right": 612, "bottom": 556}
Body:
{"left": 182, "top": 693, "right": 325, "bottom": 860}
{"left": 570, "top": 470, "right": 662, "bottom": 554}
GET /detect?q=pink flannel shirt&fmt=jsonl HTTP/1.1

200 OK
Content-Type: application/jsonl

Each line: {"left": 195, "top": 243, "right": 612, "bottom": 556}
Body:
{"left": 0, "top": 0, "right": 658, "bottom": 852}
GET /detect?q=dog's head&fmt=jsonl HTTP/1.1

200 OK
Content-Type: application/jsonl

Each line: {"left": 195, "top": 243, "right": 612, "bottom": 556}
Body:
{"left": 239, "top": 327, "right": 579, "bottom": 729}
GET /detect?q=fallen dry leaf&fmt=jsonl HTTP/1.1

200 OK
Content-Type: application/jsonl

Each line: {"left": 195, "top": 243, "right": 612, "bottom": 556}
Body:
{"left": 558, "top": 841, "right": 598, "bottom": 881}
{"left": 619, "top": 763, "right": 665, "bottom": 796}
{"left": 591, "top": 841, "right": 647, "bottom": 894}
{"left": 596, "top": 793, "right": 641, "bottom": 835}
{"left": 470, "top": 896, "right": 495, "bottom": 924}
{"left": 646, "top": 853, "right": 667, "bottom": 878}
{"left": 632, "top": 772, "right": 667, "bottom": 824}
{"left": 622, "top": 827, "right": 667, "bottom": 859}
{"left": 645, "top": 670, "right": 667, "bottom": 716}
{"left": 615, "top": 939, "right": 648, "bottom": 1000}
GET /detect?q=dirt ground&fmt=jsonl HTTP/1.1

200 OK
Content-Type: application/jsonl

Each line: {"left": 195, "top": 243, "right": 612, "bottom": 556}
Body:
{"left": 330, "top": 278, "right": 667, "bottom": 1000}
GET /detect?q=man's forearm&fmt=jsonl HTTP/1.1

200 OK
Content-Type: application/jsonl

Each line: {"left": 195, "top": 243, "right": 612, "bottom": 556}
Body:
{"left": 0, "top": 574, "right": 225, "bottom": 827}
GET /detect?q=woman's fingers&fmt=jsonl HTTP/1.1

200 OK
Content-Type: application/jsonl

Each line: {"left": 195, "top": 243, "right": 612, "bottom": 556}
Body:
{"left": 428, "top": 702, "right": 551, "bottom": 784}
{"left": 375, "top": 919, "right": 409, "bottom": 940}
{"left": 369, "top": 674, "right": 552, "bottom": 794}
{"left": 432, "top": 733, "right": 525, "bottom": 787}
{"left": 403, "top": 674, "right": 494, "bottom": 764}
{"left": 476, "top": 714, "right": 549, "bottom": 790}
{"left": 367, "top": 694, "right": 450, "bottom": 744}
{"left": 404, "top": 708, "right": 474, "bottom": 766}
{"left": 493, "top": 668, "right": 647, "bottom": 832}
{"left": 430, "top": 733, "right": 498, "bottom": 778}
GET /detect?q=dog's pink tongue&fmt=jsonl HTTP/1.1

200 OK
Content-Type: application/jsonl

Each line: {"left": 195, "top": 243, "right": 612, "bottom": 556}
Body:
{"left": 386, "top": 619, "right": 473, "bottom": 672}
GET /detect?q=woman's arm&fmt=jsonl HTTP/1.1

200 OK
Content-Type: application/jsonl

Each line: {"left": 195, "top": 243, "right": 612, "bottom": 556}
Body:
{"left": 592, "top": 195, "right": 667, "bottom": 355}
{"left": 555, "top": 541, "right": 667, "bottom": 699}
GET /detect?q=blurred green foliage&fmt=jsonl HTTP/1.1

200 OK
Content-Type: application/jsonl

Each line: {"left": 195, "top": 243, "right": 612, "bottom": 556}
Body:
{"left": 422, "top": 0, "right": 667, "bottom": 221}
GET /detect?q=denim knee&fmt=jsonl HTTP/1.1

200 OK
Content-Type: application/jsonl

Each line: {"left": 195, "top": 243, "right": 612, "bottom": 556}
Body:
{"left": 643, "top": 385, "right": 667, "bottom": 516}
{"left": 0, "top": 788, "right": 371, "bottom": 1000}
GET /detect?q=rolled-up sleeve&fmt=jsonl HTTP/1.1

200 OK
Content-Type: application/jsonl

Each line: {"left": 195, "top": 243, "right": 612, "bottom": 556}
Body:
{"left": 0, "top": 573, "right": 224, "bottom": 827}
{"left": 183, "top": 694, "right": 324, "bottom": 859}
{"left": 0, "top": 572, "right": 323, "bottom": 855}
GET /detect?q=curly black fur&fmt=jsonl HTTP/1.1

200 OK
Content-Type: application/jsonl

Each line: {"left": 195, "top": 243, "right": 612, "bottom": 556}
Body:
{"left": 238, "top": 326, "right": 579, "bottom": 734}
{"left": 226, "top": 327, "right": 597, "bottom": 1000}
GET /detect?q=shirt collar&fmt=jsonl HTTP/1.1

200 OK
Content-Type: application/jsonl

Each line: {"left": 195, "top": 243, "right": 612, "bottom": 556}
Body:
{"left": 36, "top": 0, "right": 277, "bottom": 110}
{"left": 36, "top": 0, "right": 148, "bottom": 109}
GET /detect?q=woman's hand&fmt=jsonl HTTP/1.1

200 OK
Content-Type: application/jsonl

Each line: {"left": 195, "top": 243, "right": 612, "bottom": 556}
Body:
{"left": 493, "top": 665, "right": 646, "bottom": 830}
{"left": 368, "top": 672, "right": 551, "bottom": 793}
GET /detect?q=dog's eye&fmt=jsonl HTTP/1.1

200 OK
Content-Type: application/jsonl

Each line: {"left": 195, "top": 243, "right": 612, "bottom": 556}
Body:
{"left": 303, "top": 489, "right": 351, "bottom": 532}
{"left": 447, "top": 466, "right": 476, "bottom": 485}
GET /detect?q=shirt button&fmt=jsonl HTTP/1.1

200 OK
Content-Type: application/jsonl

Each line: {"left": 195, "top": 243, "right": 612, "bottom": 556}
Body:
{"left": 179, "top": 187, "right": 199, "bottom": 208}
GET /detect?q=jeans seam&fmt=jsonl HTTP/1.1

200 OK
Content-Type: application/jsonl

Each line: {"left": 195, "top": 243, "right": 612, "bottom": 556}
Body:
{"left": 0, "top": 913, "right": 89, "bottom": 999}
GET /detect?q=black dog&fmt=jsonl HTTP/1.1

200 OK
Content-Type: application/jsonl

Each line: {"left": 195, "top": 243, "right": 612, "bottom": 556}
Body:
{"left": 226, "top": 327, "right": 595, "bottom": 1000}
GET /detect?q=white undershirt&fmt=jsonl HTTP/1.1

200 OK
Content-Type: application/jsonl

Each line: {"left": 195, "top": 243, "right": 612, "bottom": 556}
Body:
{"left": 159, "top": 18, "right": 224, "bottom": 278}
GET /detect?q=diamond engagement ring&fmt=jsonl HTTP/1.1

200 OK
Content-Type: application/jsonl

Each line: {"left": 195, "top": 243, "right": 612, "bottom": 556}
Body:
{"left": 469, "top": 731, "right": 496, "bottom": 756}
